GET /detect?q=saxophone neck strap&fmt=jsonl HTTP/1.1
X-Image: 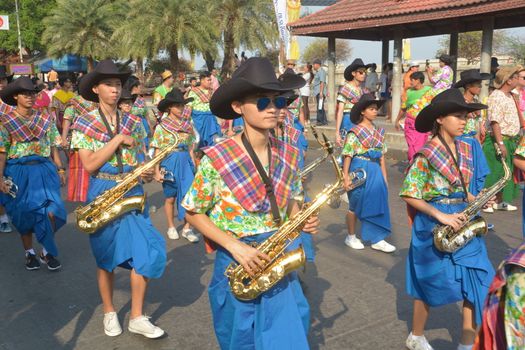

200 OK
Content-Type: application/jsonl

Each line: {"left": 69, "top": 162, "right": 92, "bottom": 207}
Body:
{"left": 241, "top": 132, "right": 282, "bottom": 226}
{"left": 98, "top": 108, "right": 124, "bottom": 174}
{"left": 437, "top": 134, "right": 468, "bottom": 201}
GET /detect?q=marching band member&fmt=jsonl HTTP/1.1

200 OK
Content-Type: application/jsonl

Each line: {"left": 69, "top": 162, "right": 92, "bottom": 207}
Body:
{"left": 400, "top": 89, "right": 495, "bottom": 350}
{"left": 0, "top": 65, "right": 14, "bottom": 233}
{"left": 183, "top": 57, "right": 318, "bottom": 349}
{"left": 342, "top": 95, "right": 395, "bottom": 252}
{"left": 0, "top": 77, "right": 67, "bottom": 270}
{"left": 152, "top": 89, "right": 199, "bottom": 242}
{"left": 70, "top": 60, "right": 166, "bottom": 338}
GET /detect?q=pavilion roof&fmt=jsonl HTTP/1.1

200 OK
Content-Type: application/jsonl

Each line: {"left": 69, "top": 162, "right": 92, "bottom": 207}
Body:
{"left": 289, "top": 0, "right": 525, "bottom": 40}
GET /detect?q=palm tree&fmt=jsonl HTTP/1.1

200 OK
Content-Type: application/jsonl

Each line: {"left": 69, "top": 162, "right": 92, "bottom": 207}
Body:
{"left": 117, "top": 0, "right": 218, "bottom": 71}
{"left": 42, "top": 0, "right": 124, "bottom": 71}
{"left": 210, "top": 0, "right": 278, "bottom": 79}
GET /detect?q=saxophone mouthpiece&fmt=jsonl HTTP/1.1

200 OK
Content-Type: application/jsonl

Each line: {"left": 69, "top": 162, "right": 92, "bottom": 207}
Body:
{"left": 322, "top": 133, "right": 334, "bottom": 154}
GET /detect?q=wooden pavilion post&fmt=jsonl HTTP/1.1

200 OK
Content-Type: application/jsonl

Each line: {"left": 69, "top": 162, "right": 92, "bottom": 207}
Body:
{"left": 327, "top": 36, "right": 336, "bottom": 122}
{"left": 381, "top": 39, "right": 389, "bottom": 68}
{"left": 392, "top": 30, "right": 403, "bottom": 124}
{"left": 480, "top": 17, "right": 494, "bottom": 101}
{"left": 449, "top": 31, "right": 459, "bottom": 83}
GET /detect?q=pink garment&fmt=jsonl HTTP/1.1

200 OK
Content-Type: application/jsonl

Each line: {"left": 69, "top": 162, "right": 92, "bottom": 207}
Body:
{"left": 404, "top": 117, "right": 430, "bottom": 162}
{"left": 519, "top": 89, "right": 525, "bottom": 115}
{"left": 34, "top": 91, "right": 50, "bottom": 110}
{"left": 211, "top": 75, "right": 220, "bottom": 92}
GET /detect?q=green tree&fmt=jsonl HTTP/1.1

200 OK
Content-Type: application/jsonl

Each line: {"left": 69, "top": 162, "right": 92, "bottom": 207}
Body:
{"left": 0, "top": 0, "right": 56, "bottom": 55}
{"left": 504, "top": 35, "right": 525, "bottom": 65}
{"left": 42, "top": 0, "right": 123, "bottom": 71}
{"left": 301, "top": 38, "right": 352, "bottom": 65}
{"left": 437, "top": 31, "right": 507, "bottom": 64}
{"left": 210, "top": 0, "right": 278, "bottom": 79}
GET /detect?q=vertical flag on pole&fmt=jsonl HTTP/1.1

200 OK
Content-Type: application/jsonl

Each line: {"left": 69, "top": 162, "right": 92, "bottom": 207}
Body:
{"left": 0, "top": 15, "right": 9, "bottom": 30}
{"left": 273, "top": 0, "right": 289, "bottom": 66}
{"left": 287, "top": 0, "right": 301, "bottom": 61}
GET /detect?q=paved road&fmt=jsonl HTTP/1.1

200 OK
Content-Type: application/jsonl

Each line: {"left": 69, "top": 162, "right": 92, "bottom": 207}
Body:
{"left": 0, "top": 148, "right": 523, "bottom": 350}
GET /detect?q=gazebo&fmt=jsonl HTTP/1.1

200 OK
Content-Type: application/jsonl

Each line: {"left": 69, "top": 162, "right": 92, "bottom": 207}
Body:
{"left": 289, "top": 0, "right": 525, "bottom": 121}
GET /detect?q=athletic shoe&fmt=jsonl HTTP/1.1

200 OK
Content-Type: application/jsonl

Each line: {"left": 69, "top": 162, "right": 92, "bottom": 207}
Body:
{"left": 482, "top": 206, "right": 494, "bottom": 213}
{"left": 0, "top": 222, "right": 12, "bottom": 233}
{"left": 128, "top": 316, "right": 165, "bottom": 339}
{"left": 39, "top": 253, "right": 62, "bottom": 271}
{"left": 167, "top": 227, "right": 179, "bottom": 240}
{"left": 344, "top": 235, "right": 365, "bottom": 250}
{"left": 406, "top": 332, "right": 434, "bottom": 350}
{"left": 103, "top": 311, "right": 122, "bottom": 337}
{"left": 25, "top": 253, "right": 41, "bottom": 271}
{"left": 487, "top": 223, "right": 495, "bottom": 231}
{"left": 493, "top": 202, "right": 517, "bottom": 211}
{"left": 182, "top": 228, "right": 199, "bottom": 243}
{"left": 371, "top": 240, "right": 396, "bottom": 253}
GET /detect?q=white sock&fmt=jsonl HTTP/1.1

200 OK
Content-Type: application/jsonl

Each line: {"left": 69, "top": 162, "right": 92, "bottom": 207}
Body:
{"left": 409, "top": 332, "right": 425, "bottom": 340}
{"left": 25, "top": 248, "right": 36, "bottom": 256}
{"left": 0, "top": 214, "right": 8, "bottom": 224}
{"left": 42, "top": 248, "right": 48, "bottom": 256}
{"left": 457, "top": 344, "right": 473, "bottom": 350}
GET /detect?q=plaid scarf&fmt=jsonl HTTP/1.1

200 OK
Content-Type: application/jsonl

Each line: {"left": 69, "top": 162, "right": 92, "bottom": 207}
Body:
{"left": 191, "top": 87, "right": 212, "bottom": 103}
{"left": 66, "top": 96, "right": 97, "bottom": 122}
{"left": 133, "top": 96, "right": 146, "bottom": 109}
{"left": 181, "top": 105, "right": 192, "bottom": 120}
{"left": 160, "top": 115, "right": 193, "bottom": 134}
{"left": 418, "top": 139, "right": 473, "bottom": 186}
{"left": 0, "top": 100, "right": 13, "bottom": 116}
{"left": 288, "top": 97, "right": 301, "bottom": 111}
{"left": 72, "top": 110, "right": 142, "bottom": 142}
{"left": 0, "top": 111, "right": 53, "bottom": 142}
{"left": 204, "top": 136, "right": 299, "bottom": 213}
{"left": 338, "top": 83, "right": 367, "bottom": 104}
{"left": 349, "top": 125, "right": 385, "bottom": 149}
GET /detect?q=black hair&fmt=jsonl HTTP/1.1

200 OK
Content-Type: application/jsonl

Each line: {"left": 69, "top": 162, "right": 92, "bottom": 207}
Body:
{"left": 410, "top": 71, "right": 425, "bottom": 83}
{"left": 370, "top": 63, "right": 377, "bottom": 70}
{"left": 199, "top": 71, "right": 211, "bottom": 80}
{"left": 124, "top": 76, "right": 140, "bottom": 91}
{"left": 189, "top": 77, "right": 197, "bottom": 82}
{"left": 306, "top": 64, "right": 314, "bottom": 84}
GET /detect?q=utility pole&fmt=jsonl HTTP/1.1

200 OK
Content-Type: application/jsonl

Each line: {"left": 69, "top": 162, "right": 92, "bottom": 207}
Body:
{"left": 15, "top": 0, "right": 23, "bottom": 62}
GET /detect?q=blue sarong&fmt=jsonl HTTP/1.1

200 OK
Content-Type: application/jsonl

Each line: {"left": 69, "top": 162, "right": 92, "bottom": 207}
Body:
{"left": 406, "top": 192, "right": 495, "bottom": 325}
{"left": 160, "top": 148, "right": 195, "bottom": 220}
{"left": 209, "top": 232, "right": 310, "bottom": 350}
{"left": 457, "top": 132, "right": 489, "bottom": 196}
{"left": 346, "top": 150, "right": 391, "bottom": 244}
{"left": 293, "top": 118, "right": 308, "bottom": 170}
{"left": 341, "top": 112, "right": 354, "bottom": 136}
{"left": 86, "top": 163, "right": 166, "bottom": 278}
{"left": 298, "top": 193, "right": 315, "bottom": 262}
{"left": 1, "top": 156, "right": 66, "bottom": 256}
{"left": 192, "top": 110, "right": 221, "bottom": 148}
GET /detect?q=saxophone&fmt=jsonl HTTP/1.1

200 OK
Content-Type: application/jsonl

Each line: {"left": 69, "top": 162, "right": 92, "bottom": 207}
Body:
{"left": 225, "top": 147, "right": 344, "bottom": 300}
{"left": 299, "top": 126, "right": 333, "bottom": 178}
{"left": 433, "top": 143, "right": 510, "bottom": 253}
{"left": 75, "top": 132, "right": 185, "bottom": 234}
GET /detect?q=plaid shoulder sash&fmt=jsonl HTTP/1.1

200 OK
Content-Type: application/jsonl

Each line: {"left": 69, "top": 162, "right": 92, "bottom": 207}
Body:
{"left": 160, "top": 116, "right": 193, "bottom": 134}
{"left": 181, "top": 106, "right": 192, "bottom": 120}
{"left": 133, "top": 97, "right": 146, "bottom": 109}
{"left": 418, "top": 139, "right": 473, "bottom": 186}
{"left": 338, "top": 83, "right": 366, "bottom": 104}
{"left": 0, "top": 111, "right": 53, "bottom": 142}
{"left": 72, "top": 111, "right": 142, "bottom": 142}
{"left": 349, "top": 125, "right": 385, "bottom": 149}
{"left": 66, "top": 96, "right": 97, "bottom": 121}
{"left": 191, "top": 87, "right": 212, "bottom": 103}
{"left": 204, "top": 136, "right": 299, "bottom": 213}
{"left": 0, "top": 100, "right": 13, "bottom": 116}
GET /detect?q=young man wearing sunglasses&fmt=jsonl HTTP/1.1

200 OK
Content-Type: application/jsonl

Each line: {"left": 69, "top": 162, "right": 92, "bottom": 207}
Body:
{"left": 182, "top": 57, "right": 320, "bottom": 349}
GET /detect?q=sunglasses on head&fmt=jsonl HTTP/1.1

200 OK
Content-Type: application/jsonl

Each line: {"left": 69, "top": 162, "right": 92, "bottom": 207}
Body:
{"left": 256, "top": 96, "right": 287, "bottom": 110}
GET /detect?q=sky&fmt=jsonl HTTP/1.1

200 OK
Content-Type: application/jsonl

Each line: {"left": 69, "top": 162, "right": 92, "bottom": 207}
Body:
{"left": 191, "top": 5, "right": 525, "bottom": 69}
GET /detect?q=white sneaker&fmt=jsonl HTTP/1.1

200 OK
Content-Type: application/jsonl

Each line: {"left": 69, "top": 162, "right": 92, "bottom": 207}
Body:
{"left": 128, "top": 315, "right": 165, "bottom": 339}
{"left": 371, "top": 240, "right": 396, "bottom": 253}
{"left": 493, "top": 202, "right": 517, "bottom": 211}
{"left": 406, "top": 332, "right": 434, "bottom": 350}
{"left": 344, "top": 235, "right": 365, "bottom": 250}
{"left": 103, "top": 312, "right": 122, "bottom": 337}
{"left": 482, "top": 206, "right": 494, "bottom": 213}
{"left": 182, "top": 228, "right": 199, "bottom": 243}
{"left": 167, "top": 227, "right": 179, "bottom": 240}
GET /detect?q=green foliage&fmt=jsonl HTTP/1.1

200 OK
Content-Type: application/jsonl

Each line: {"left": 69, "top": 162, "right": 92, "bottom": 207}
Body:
{"left": 301, "top": 38, "right": 352, "bottom": 64}
{"left": 0, "top": 0, "right": 56, "bottom": 53}
{"left": 504, "top": 35, "right": 525, "bottom": 65}
{"left": 437, "top": 31, "right": 507, "bottom": 64}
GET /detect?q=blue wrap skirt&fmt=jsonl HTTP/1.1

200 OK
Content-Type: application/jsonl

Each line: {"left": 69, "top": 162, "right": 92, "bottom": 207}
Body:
{"left": 192, "top": 110, "right": 221, "bottom": 148}
{"left": 341, "top": 112, "right": 354, "bottom": 136}
{"left": 457, "top": 132, "right": 489, "bottom": 196}
{"left": 1, "top": 156, "right": 66, "bottom": 256}
{"left": 160, "top": 149, "right": 195, "bottom": 221}
{"left": 406, "top": 193, "right": 495, "bottom": 325}
{"left": 209, "top": 232, "right": 310, "bottom": 350}
{"left": 347, "top": 151, "right": 391, "bottom": 244}
{"left": 293, "top": 118, "right": 308, "bottom": 170}
{"left": 86, "top": 163, "right": 166, "bottom": 279}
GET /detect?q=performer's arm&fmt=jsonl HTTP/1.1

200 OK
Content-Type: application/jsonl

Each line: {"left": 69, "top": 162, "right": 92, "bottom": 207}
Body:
{"left": 78, "top": 134, "right": 135, "bottom": 174}
{"left": 0, "top": 152, "right": 7, "bottom": 193}
{"left": 51, "top": 147, "right": 66, "bottom": 185}
{"left": 491, "top": 122, "right": 507, "bottom": 158}
{"left": 402, "top": 197, "right": 465, "bottom": 232}
{"left": 335, "top": 101, "right": 345, "bottom": 146}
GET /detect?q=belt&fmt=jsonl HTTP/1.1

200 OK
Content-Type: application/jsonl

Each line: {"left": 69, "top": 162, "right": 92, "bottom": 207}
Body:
{"left": 22, "top": 160, "right": 42, "bottom": 165}
{"left": 432, "top": 197, "right": 466, "bottom": 205}
{"left": 354, "top": 155, "right": 379, "bottom": 162}
{"left": 93, "top": 173, "right": 128, "bottom": 181}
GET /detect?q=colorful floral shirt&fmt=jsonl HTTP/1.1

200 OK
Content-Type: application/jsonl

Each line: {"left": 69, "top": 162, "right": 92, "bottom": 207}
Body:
{"left": 153, "top": 85, "right": 172, "bottom": 105}
{"left": 182, "top": 155, "right": 302, "bottom": 237}
{"left": 341, "top": 129, "right": 387, "bottom": 157}
{"left": 187, "top": 88, "right": 212, "bottom": 112}
{"left": 488, "top": 89, "right": 521, "bottom": 137}
{"left": 337, "top": 82, "right": 365, "bottom": 112}
{"left": 131, "top": 96, "right": 147, "bottom": 118}
{"left": 150, "top": 124, "right": 195, "bottom": 150}
{"left": 0, "top": 116, "right": 61, "bottom": 159}
{"left": 400, "top": 155, "right": 465, "bottom": 201}
{"left": 70, "top": 110, "right": 146, "bottom": 167}
{"left": 505, "top": 265, "right": 525, "bottom": 349}
{"left": 288, "top": 97, "right": 302, "bottom": 118}
{"left": 515, "top": 137, "right": 525, "bottom": 158}
{"left": 430, "top": 65, "right": 453, "bottom": 92}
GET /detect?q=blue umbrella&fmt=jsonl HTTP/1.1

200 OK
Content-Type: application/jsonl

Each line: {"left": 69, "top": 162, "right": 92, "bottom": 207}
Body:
{"left": 37, "top": 54, "right": 88, "bottom": 72}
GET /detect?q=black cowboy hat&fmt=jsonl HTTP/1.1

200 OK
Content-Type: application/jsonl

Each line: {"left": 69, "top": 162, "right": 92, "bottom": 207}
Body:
{"left": 453, "top": 69, "right": 491, "bottom": 88}
{"left": 0, "top": 76, "right": 40, "bottom": 106}
{"left": 438, "top": 54, "right": 453, "bottom": 66}
{"left": 350, "top": 94, "right": 385, "bottom": 124}
{"left": 344, "top": 58, "right": 368, "bottom": 81}
{"left": 415, "top": 88, "right": 487, "bottom": 133}
{"left": 79, "top": 59, "right": 131, "bottom": 102}
{"left": 0, "top": 65, "right": 13, "bottom": 82}
{"left": 157, "top": 89, "right": 193, "bottom": 113}
{"left": 210, "top": 57, "right": 305, "bottom": 119}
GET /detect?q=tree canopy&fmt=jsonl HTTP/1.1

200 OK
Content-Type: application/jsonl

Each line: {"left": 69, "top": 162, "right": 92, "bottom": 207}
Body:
{"left": 301, "top": 39, "right": 352, "bottom": 65}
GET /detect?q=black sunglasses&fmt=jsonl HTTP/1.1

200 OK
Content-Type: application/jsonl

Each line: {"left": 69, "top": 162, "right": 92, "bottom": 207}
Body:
{"left": 256, "top": 96, "right": 287, "bottom": 111}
